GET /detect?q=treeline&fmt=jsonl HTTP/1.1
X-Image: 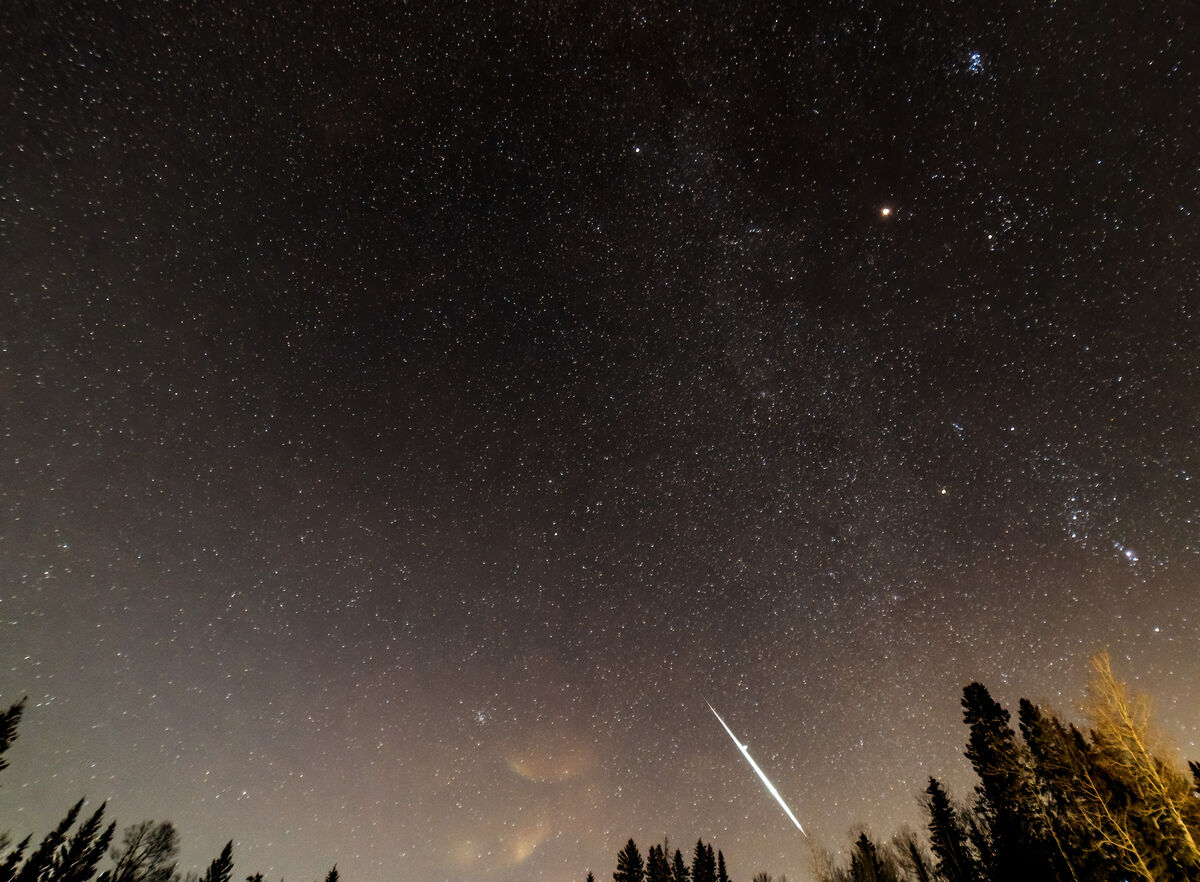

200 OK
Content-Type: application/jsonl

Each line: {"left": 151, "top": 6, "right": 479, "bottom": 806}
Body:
{"left": 596, "top": 652, "right": 1200, "bottom": 882}
{"left": 590, "top": 836, "right": 746, "bottom": 882}
{"left": 814, "top": 651, "right": 1200, "bottom": 882}
{"left": 8, "top": 650, "right": 1198, "bottom": 882}
{"left": 0, "top": 701, "right": 337, "bottom": 882}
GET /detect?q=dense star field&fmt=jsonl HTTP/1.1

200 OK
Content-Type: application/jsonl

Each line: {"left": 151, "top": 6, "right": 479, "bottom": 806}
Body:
{"left": 2, "top": 3, "right": 1197, "bottom": 882}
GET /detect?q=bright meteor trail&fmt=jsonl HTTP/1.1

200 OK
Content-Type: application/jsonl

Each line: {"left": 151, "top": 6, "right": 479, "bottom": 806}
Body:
{"left": 706, "top": 700, "right": 808, "bottom": 836}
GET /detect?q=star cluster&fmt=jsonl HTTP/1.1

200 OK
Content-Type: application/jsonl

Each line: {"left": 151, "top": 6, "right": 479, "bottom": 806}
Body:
{"left": 2, "top": 3, "right": 1198, "bottom": 882}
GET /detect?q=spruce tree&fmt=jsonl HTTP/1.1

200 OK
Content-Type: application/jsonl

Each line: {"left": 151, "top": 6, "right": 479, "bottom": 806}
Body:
{"left": 925, "top": 778, "right": 982, "bottom": 882}
{"left": 0, "top": 708, "right": 32, "bottom": 882}
{"left": 15, "top": 799, "right": 84, "bottom": 882}
{"left": 961, "top": 682, "right": 1055, "bottom": 882}
{"left": 961, "top": 810, "right": 994, "bottom": 879}
{"left": 715, "top": 850, "right": 729, "bottom": 882}
{"left": 614, "top": 840, "right": 644, "bottom": 882}
{"left": 54, "top": 804, "right": 114, "bottom": 882}
{"left": 587, "top": 873, "right": 595, "bottom": 882}
{"left": 691, "top": 841, "right": 715, "bottom": 882}
{"left": 200, "top": 844, "right": 233, "bottom": 882}
{"left": 322, "top": 867, "right": 337, "bottom": 882}
{"left": 899, "top": 835, "right": 931, "bottom": 882}
{"left": 0, "top": 699, "right": 24, "bottom": 773}
{"left": 646, "top": 846, "right": 670, "bottom": 882}
{"left": 0, "top": 838, "right": 30, "bottom": 882}
{"left": 848, "top": 833, "right": 896, "bottom": 882}
{"left": 671, "top": 849, "right": 689, "bottom": 882}
{"left": 1018, "top": 699, "right": 1102, "bottom": 882}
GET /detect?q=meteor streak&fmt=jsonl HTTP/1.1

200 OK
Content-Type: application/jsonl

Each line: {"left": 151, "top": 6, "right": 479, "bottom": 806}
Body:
{"left": 706, "top": 700, "right": 807, "bottom": 836}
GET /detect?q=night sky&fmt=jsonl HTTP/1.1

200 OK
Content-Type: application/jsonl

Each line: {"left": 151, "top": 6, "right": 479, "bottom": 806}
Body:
{"left": 2, "top": 3, "right": 1198, "bottom": 882}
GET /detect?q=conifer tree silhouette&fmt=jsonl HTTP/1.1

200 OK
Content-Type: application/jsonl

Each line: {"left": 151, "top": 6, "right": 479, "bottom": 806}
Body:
{"left": 961, "top": 682, "right": 1055, "bottom": 882}
{"left": 925, "top": 778, "right": 983, "bottom": 882}
{"left": 646, "top": 845, "right": 670, "bottom": 882}
{"left": 54, "top": 804, "right": 114, "bottom": 882}
{"left": 848, "top": 832, "right": 897, "bottom": 882}
{"left": 614, "top": 839, "right": 644, "bottom": 882}
{"left": 200, "top": 843, "right": 233, "bottom": 882}
{"left": 0, "top": 700, "right": 24, "bottom": 773}
{"left": 671, "top": 849, "right": 689, "bottom": 882}
{"left": 15, "top": 799, "right": 84, "bottom": 882}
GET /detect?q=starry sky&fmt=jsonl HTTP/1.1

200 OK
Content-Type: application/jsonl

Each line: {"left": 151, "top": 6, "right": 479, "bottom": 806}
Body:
{"left": 2, "top": 3, "right": 1198, "bottom": 882}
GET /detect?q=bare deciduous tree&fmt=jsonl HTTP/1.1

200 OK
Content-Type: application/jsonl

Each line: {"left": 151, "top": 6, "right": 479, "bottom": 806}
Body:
{"left": 108, "top": 823, "right": 178, "bottom": 882}
{"left": 1085, "top": 651, "right": 1200, "bottom": 871}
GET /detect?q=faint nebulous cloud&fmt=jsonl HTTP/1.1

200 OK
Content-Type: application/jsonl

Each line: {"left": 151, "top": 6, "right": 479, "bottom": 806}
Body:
{"left": 506, "top": 734, "right": 599, "bottom": 783}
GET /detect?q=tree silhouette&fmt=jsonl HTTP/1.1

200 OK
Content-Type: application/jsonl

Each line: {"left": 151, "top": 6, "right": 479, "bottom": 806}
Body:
{"left": 15, "top": 799, "right": 84, "bottom": 882}
{"left": 691, "top": 841, "right": 715, "bottom": 882}
{"left": 961, "top": 682, "right": 1055, "bottom": 882}
{"left": 888, "top": 829, "right": 933, "bottom": 882}
{"left": 1018, "top": 699, "right": 1099, "bottom": 882}
{"left": 614, "top": 839, "right": 645, "bottom": 882}
{"left": 0, "top": 798, "right": 111, "bottom": 882}
{"left": 53, "top": 804, "right": 114, "bottom": 882}
{"left": 671, "top": 849, "right": 689, "bottom": 882}
{"left": 109, "top": 823, "right": 179, "bottom": 882}
{"left": 200, "top": 843, "right": 233, "bottom": 882}
{"left": 926, "top": 778, "right": 983, "bottom": 882}
{"left": 646, "top": 845, "right": 670, "bottom": 882}
{"left": 0, "top": 700, "right": 25, "bottom": 773}
{"left": 0, "top": 837, "right": 31, "bottom": 882}
{"left": 0, "top": 701, "right": 28, "bottom": 882}
{"left": 848, "top": 833, "right": 897, "bottom": 882}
